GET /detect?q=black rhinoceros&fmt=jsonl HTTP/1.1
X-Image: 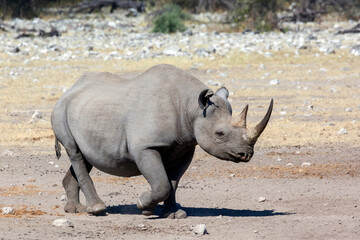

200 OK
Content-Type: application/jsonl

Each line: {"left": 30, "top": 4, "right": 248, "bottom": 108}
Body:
{"left": 51, "top": 64, "right": 273, "bottom": 218}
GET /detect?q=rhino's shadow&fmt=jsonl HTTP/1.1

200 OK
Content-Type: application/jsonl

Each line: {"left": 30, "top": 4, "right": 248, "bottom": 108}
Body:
{"left": 106, "top": 204, "right": 292, "bottom": 218}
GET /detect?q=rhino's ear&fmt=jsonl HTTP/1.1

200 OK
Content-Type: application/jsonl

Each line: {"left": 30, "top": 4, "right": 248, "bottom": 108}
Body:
{"left": 215, "top": 87, "right": 229, "bottom": 100}
{"left": 198, "top": 89, "right": 214, "bottom": 110}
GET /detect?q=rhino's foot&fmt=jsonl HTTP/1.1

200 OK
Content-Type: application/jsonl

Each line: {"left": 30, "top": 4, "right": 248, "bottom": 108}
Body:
{"left": 160, "top": 208, "right": 187, "bottom": 219}
{"left": 64, "top": 201, "right": 87, "bottom": 213}
{"left": 85, "top": 203, "right": 107, "bottom": 215}
{"left": 137, "top": 198, "right": 155, "bottom": 216}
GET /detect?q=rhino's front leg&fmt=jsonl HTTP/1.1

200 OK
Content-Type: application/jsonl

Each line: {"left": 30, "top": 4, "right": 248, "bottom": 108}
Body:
{"left": 161, "top": 147, "right": 195, "bottom": 219}
{"left": 135, "top": 149, "right": 171, "bottom": 216}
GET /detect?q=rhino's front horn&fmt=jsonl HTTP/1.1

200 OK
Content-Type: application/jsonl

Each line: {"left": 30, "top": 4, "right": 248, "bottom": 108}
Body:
{"left": 232, "top": 104, "right": 249, "bottom": 128}
{"left": 247, "top": 99, "right": 274, "bottom": 143}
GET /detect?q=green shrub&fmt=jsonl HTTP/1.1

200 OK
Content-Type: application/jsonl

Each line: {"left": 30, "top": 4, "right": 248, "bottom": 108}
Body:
{"left": 152, "top": 4, "right": 190, "bottom": 33}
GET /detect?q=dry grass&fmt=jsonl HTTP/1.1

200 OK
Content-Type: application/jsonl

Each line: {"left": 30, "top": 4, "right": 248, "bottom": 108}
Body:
{"left": 1, "top": 49, "right": 359, "bottom": 150}
{"left": 0, "top": 204, "right": 47, "bottom": 218}
{"left": 0, "top": 185, "right": 41, "bottom": 196}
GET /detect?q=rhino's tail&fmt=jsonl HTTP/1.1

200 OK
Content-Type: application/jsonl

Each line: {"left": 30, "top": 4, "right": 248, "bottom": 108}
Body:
{"left": 55, "top": 137, "right": 61, "bottom": 159}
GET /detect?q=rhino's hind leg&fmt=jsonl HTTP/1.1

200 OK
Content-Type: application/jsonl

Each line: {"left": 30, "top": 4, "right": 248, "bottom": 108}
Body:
{"left": 135, "top": 149, "right": 171, "bottom": 216}
{"left": 62, "top": 166, "right": 87, "bottom": 213}
{"left": 66, "top": 148, "right": 106, "bottom": 215}
{"left": 161, "top": 147, "right": 195, "bottom": 219}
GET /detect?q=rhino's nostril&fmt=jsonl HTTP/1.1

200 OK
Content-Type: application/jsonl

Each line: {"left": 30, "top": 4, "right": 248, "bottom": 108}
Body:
{"left": 238, "top": 152, "right": 246, "bottom": 158}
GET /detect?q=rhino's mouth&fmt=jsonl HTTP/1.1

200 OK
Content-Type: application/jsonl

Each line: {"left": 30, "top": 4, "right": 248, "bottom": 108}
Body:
{"left": 224, "top": 153, "right": 252, "bottom": 163}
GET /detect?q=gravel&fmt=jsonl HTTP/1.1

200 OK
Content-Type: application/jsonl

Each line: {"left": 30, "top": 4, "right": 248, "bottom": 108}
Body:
{"left": 0, "top": 12, "right": 358, "bottom": 63}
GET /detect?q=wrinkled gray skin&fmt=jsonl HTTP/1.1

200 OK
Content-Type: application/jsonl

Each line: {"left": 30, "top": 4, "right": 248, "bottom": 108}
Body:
{"left": 51, "top": 64, "right": 273, "bottom": 219}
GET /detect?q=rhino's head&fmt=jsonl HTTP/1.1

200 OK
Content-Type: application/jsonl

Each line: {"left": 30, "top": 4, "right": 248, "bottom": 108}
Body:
{"left": 194, "top": 87, "right": 273, "bottom": 163}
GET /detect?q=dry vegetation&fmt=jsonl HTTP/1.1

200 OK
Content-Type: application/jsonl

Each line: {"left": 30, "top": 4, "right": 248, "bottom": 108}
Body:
{"left": 0, "top": 49, "right": 359, "bottom": 150}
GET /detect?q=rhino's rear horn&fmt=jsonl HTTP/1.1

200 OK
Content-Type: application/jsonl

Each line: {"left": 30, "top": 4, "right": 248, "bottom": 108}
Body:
{"left": 248, "top": 99, "right": 273, "bottom": 143}
{"left": 232, "top": 104, "right": 248, "bottom": 128}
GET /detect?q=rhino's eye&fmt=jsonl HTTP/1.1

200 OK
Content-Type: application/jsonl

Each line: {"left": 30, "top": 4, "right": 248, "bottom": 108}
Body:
{"left": 215, "top": 130, "right": 225, "bottom": 138}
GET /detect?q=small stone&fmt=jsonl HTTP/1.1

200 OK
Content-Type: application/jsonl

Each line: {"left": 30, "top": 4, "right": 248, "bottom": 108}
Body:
{"left": 126, "top": 8, "right": 138, "bottom": 17}
{"left": 163, "top": 47, "right": 181, "bottom": 56}
{"left": 302, "top": 162, "right": 311, "bottom": 167}
{"left": 269, "top": 79, "right": 280, "bottom": 85}
{"left": 2, "top": 207, "right": 14, "bottom": 214}
{"left": 207, "top": 80, "right": 222, "bottom": 86}
{"left": 338, "top": 128, "right": 347, "bottom": 135}
{"left": 52, "top": 218, "right": 74, "bottom": 227}
{"left": 259, "top": 64, "right": 266, "bottom": 70}
{"left": 219, "top": 72, "right": 227, "bottom": 77}
{"left": 9, "top": 47, "right": 20, "bottom": 54}
{"left": 350, "top": 45, "right": 360, "bottom": 56}
{"left": 193, "top": 224, "right": 207, "bottom": 235}
{"left": 287, "top": 163, "right": 294, "bottom": 166}
{"left": 229, "top": 174, "right": 235, "bottom": 177}
{"left": 276, "top": 157, "right": 282, "bottom": 162}
{"left": 345, "top": 108, "right": 352, "bottom": 112}
{"left": 2, "top": 150, "right": 14, "bottom": 157}
{"left": 330, "top": 87, "right": 338, "bottom": 93}
{"left": 137, "top": 224, "right": 146, "bottom": 230}
{"left": 258, "top": 197, "right": 266, "bottom": 202}
{"left": 280, "top": 111, "right": 287, "bottom": 115}
{"left": 61, "top": 195, "right": 67, "bottom": 201}
{"left": 29, "top": 110, "right": 42, "bottom": 123}
{"left": 264, "top": 52, "right": 273, "bottom": 58}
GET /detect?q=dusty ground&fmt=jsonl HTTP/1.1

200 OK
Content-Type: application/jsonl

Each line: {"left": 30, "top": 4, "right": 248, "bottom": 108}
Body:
{"left": 0, "top": 35, "right": 360, "bottom": 239}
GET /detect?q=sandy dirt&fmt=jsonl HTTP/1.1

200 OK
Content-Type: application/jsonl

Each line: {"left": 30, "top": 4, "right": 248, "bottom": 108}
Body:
{"left": 1, "top": 30, "right": 360, "bottom": 239}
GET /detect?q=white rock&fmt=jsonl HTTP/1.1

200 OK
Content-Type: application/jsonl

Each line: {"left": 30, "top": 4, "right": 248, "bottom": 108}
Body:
{"left": 2, "top": 150, "right": 14, "bottom": 157}
{"left": 29, "top": 110, "right": 42, "bottom": 123}
{"left": 258, "top": 197, "right": 266, "bottom": 202}
{"left": 61, "top": 195, "right": 67, "bottom": 201}
{"left": 229, "top": 174, "right": 235, "bottom": 177}
{"left": 52, "top": 218, "right": 74, "bottom": 227}
{"left": 280, "top": 111, "right": 287, "bottom": 115}
{"left": 276, "top": 157, "right": 282, "bottom": 162}
{"left": 269, "top": 79, "right": 280, "bottom": 85}
{"left": 2, "top": 207, "right": 14, "bottom": 214}
{"left": 302, "top": 162, "right": 311, "bottom": 167}
{"left": 207, "top": 80, "right": 222, "bottom": 86}
{"left": 259, "top": 64, "right": 266, "bottom": 70}
{"left": 338, "top": 128, "right": 347, "bottom": 135}
{"left": 350, "top": 45, "right": 360, "bottom": 56}
{"left": 330, "top": 87, "right": 338, "bottom": 93}
{"left": 287, "top": 163, "right": 294, "bottom": 166}
{"left": 345, "top": 107, "right": 352, "bottom": 112}
{"left": 163, "top": 47, "right": 181, "bottom": 56}
{"left": 193, "top": 224, "right": 207, "bottom": 235}
{"left": 264, "top": 52, "right": 273, "bottom": 57}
